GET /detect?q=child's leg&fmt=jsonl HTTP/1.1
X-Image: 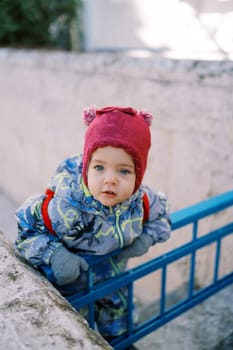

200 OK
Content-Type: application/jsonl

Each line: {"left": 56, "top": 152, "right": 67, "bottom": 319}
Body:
{"left": 94, "top": 257, "right": 138, "bottom": 339}
{"left": 95, "top": 286, "right": 129, "bottom": 338}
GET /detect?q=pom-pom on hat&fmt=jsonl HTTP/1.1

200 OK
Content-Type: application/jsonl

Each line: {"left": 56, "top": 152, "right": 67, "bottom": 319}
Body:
{"left": 82, "top": 105, "right": 153, "bottom": 192}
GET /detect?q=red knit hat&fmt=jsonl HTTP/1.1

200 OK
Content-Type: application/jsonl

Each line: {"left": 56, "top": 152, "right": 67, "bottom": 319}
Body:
{"left": 82, "top": 105, "right": 153, "bottom": 192}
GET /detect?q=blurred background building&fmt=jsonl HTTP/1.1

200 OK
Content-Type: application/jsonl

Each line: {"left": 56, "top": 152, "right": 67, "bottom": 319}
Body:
{"left": 82, "top": 0, "right": 233, "bottom": 60}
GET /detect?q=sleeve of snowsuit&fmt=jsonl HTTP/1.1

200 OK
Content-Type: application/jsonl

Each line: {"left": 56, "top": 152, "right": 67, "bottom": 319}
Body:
{"left": 15, "top": 156, "right": 85, "bottom": 265}
{"left": 142, "top": 186, "right": 171, "bottom": 244}
{"left": 14, "top": 156, "right": 82, "bottom": 266}
{"left": 15, "top": 193, "right": 62, "bottom": 266}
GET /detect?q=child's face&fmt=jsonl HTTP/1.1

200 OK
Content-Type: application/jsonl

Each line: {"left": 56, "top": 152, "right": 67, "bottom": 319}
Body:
{"left": 87, "top": 146, "right": 136, "bottom": 207}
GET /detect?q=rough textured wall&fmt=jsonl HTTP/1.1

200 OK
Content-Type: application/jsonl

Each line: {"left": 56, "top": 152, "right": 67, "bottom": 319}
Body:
{"left": 0, "top": 49, "right": 232, "bottom": 295}
{"left": 0, "top": 231, "right": 112, "bottom": 350}
{"left": 0, "top": 49, "right": 232, "bottom": 207}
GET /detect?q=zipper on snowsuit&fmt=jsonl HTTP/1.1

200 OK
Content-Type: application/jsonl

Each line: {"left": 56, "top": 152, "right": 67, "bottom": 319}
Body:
{"left": 115, "top": 209, "right": 124, "bottom": 248}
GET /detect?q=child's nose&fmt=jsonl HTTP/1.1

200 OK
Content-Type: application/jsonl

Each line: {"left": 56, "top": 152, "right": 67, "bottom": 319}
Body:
{"left": 104, "top": 171, "right": 117, "bottom": 185}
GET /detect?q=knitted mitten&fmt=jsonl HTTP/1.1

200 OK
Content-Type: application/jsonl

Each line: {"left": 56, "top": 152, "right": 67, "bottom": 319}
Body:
{"left": 50, "top": 246, "right": 89, "bottom": 285}
{"left": 119, "top": 234, "right": 153, "bottom": 259}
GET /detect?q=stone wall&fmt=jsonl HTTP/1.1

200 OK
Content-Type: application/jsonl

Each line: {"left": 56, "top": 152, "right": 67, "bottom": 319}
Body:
{"left": 0, "top": 48, "right": 232, "bottom": 297}
{"left": 0, "top": 231, "right": 112, "bottom": 350}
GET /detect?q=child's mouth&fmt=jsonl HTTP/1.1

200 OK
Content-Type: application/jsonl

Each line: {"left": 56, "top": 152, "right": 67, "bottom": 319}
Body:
{"left": 103, "top": 190, "right": 117, "bottom": 197}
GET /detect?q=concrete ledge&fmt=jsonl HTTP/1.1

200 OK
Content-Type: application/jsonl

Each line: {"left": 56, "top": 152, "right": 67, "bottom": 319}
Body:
{"left": 0, "top": 231, "right": 112, "bottom": 350}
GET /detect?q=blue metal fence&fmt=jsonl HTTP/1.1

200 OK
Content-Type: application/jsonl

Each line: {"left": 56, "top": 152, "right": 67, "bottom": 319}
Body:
{"left": 44, "top": 191, "right": 233, "bottom": 349}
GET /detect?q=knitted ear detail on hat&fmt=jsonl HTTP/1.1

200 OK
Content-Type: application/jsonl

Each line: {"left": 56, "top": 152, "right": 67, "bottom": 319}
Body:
{"left": 139, "top": 110, "right": 153, "bottom": 126}
{"left": 83, "top": 105, "right": 96, "bottom": 126}
{"left": 96, "top": 106, "right": 138, "bottom": 116}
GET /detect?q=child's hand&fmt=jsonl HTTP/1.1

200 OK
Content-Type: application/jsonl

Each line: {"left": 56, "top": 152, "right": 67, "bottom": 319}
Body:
{"left": 50, "top": 246, "right": 89, "bottom": 285}
{"left": 119, "top": 234, "right": 153, "bottom": 259}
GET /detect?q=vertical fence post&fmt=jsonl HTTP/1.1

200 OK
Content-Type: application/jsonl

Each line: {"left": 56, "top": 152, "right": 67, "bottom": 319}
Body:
{"left": 160, "top": 265, "right": 167, "bottom": 315}
{"left": 127, "top": 283, "right": 133, "bottom": 335}
{"left": 189, "top": 220, "right": 198, "bottom": 297}
{"left": 88, "top": 267, "right": 95, "bottom": 329}
{"left": 213, "top": 238, "right": 221, "bottom": 283}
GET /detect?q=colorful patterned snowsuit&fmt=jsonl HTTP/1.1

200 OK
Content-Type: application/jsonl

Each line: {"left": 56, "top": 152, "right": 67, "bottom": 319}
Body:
{"left": 15, "top": 155, "right": 171, "bottom": 337}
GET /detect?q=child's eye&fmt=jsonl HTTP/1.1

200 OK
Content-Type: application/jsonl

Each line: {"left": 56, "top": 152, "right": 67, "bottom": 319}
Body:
{"left": 94, "top": 165, "right": 104, "bottom": 171}
{"left": 119, "top": 169, "right": 131, "bottom": 175}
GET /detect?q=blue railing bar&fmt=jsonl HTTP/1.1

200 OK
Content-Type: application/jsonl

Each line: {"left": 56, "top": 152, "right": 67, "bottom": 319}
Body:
{"left": 160, "top": 265, "right": 166, "bottom": 315}
{"left": 189, "top": 221, "right": 198, "bottom": 297}
{"left": 189, "top": 249, "right": 196, "bottom": 298}
{"left": 127, "top": 283, "right": 133, "bottom": 335}
{"left": 69, "top": 223, "right": 233, "bottom": 308}
{"left": 192, "top": 221, "right": 198, "bottom": 240}
{"left": 68, "top": 222, "right": 233, "bottom": 308}
{"left": 112, "top": 273, "right": 233, "bottom": 350}
{"left": 171, "top": 190, "right": 233, "bottom": 230}
{"left": 213, "top": 238, "right": 221, "bottom": 284}
{"left": 87, "top": 267, "right": 95, "bottom": 328}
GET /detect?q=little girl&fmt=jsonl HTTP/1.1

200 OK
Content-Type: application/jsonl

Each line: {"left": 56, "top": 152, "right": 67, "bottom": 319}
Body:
{"left": 15, "top": 105, "right": 171, "bottom": 345}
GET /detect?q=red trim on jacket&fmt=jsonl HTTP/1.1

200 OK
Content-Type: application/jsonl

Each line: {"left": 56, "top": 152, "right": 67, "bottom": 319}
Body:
{"left": 41, "top": 189, "right": 56, "bottom": 236}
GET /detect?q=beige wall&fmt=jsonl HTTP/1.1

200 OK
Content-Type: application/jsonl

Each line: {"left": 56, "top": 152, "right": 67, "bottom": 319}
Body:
{"left": 1, "top": 49, "right": 232, "bottom": 207}
{"left": 0, "top": 49, "right": 232, "bottom": 297}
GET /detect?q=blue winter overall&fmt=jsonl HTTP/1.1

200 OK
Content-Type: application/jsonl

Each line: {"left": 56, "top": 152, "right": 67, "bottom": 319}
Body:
{"left": 15, "top": 155, "right": 171, "bottom": 337}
